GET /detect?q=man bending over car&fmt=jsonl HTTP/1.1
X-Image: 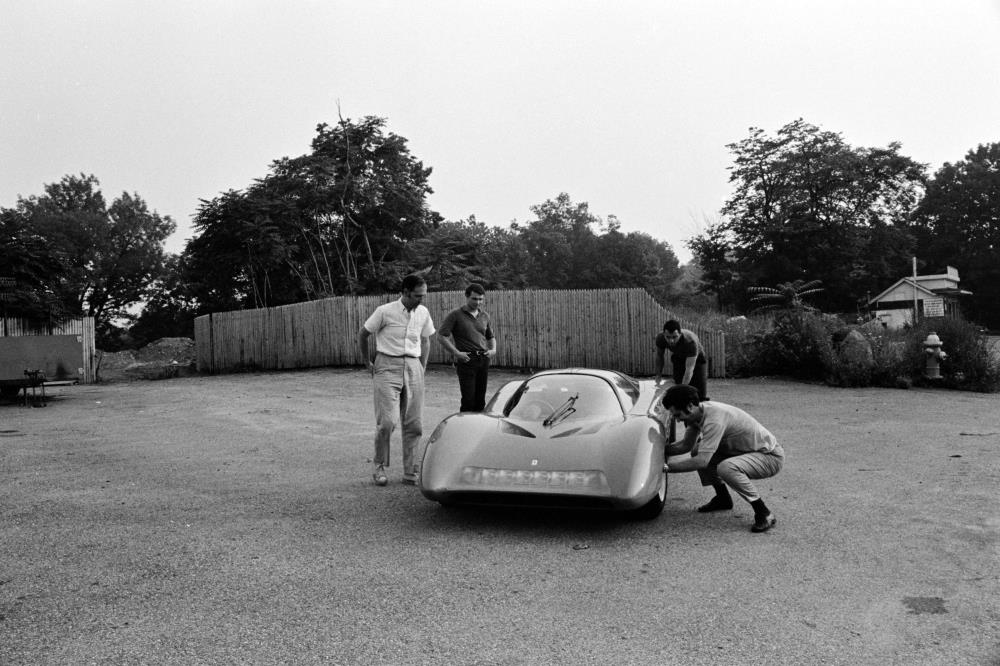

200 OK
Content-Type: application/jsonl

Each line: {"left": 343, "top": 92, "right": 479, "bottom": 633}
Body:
{"left": 661, "top": 385, "right": 784, "bottom": 533}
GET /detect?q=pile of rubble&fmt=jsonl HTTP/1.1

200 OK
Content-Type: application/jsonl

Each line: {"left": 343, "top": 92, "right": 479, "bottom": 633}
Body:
{"left": 97, "top": 337, "right": 197, "bottom": 382}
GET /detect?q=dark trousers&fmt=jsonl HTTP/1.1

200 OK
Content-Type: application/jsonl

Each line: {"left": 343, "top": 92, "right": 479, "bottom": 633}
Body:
{"left": 456, "top": 355, "right": 490, "bottom": 412}
{"left": 673, "top": 360, "right": 708, "bottom": 401}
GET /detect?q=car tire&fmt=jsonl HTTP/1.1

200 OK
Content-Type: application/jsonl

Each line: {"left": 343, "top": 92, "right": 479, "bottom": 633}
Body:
{"left": 632, "top": 470, "right": 667, "bottom": 520}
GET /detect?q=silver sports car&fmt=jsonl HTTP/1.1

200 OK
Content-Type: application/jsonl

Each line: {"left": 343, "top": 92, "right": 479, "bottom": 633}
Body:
{"left": 419, "top": 368, "right": 669, "bottom": 519}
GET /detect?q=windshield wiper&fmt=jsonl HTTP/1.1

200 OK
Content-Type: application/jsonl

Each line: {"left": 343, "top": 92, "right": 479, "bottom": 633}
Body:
{"left": 543, "top": 394, "right": 579, "bottom": 427}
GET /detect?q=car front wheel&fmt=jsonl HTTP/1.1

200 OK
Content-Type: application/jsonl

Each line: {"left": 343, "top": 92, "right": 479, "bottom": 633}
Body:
{"left": 632, "top": 470, "right": 667, "bottom": 520}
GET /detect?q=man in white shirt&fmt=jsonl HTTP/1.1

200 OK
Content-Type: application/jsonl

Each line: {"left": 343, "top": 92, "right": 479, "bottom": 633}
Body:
{"left": 661, "top": 384, "right": 785, "bottom": 532}
{"left": 357, "top": 274, "right": 435, "bottom": 486}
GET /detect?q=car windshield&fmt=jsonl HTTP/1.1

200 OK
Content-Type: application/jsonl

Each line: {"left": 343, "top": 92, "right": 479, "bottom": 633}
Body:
{"left": 505, "top": 375, "right": 624, "bottom": 423}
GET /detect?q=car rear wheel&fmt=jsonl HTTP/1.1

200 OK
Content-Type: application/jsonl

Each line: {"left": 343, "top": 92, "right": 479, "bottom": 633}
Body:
{"left": 632, "top": 470, "right": 667, "bottom": 520}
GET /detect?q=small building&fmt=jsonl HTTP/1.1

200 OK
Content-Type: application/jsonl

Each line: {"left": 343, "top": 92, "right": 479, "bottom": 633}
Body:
{"left": 867, "top": 266, "right": 971, "bottom": 329}
{"left": 1, "top": 317, "right": 96, "bottom": 398}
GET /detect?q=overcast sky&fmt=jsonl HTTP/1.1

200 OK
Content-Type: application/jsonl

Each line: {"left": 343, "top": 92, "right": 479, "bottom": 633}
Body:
{"left": 3, "top": 1, "right": 1000, "bottom": 264}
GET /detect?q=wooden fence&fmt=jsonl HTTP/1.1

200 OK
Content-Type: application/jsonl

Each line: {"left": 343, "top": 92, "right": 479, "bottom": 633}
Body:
{"left": 0, "top": 316, "right": 97, "bottom": 383}
{"left": 194, "top": 288, "right": 725, "bottom": 378}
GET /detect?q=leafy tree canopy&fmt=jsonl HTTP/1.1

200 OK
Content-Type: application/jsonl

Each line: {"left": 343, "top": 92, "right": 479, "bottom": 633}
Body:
{"left": 184, "top": 115, "right": 439, "bottom": 311}
{"left": 1, "top": 174, "right": 175, "bottom": 345}
{"left": 911, "top": 142, "right": 1000, "bottom": 328}
{"left": 127, "top": 254, "right": 201, "bottom": 346}
{"left": 689, "top": 119, "right": 926, "bottom": 313}
{"left": 513, "top": 193, "right": 681, "bottom": 299}
{"left": 1, "top": 208, "right": 66, "bottom": 322}
{"left": 407, "top": 217, "right": 527, "bottom": 291}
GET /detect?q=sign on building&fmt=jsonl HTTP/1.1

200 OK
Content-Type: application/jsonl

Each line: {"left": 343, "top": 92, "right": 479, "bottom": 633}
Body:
{"left": 923, "top": 297, "right": 945, "bottom": 317}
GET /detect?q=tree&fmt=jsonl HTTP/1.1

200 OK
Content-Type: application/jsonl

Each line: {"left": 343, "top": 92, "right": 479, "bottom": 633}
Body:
{"left": 667, "top": 263, "right": 718, "bottom": 311}
{"left": 407, "top": 217, "right": 528, "bottom": 291}
{"left": 589, "top": 221, "right": 682, "bottom": 302}
{"left": 911, "top": 142, "right": 1000, "bottom": 328}
{"left": 515, "top": 193, "right": 680, "bottom": 293}
{"left": 516, "top": 193, "right": 598, "bottom": 288}
{"left": 747, "top": 279, "right": 824, "bottom": 313}
{"left": 185, "top": 115, "right": 439, "bottom": 309}
{"left": 127, "top": 254, "right": 201, "bottom": 346}
{"left": 689, "top": 120, "right": 925, "bottom": 313}
{"left": 183, "top": 189, "right": 292, "bottom": 312}
{"left": 2, "top": 174, "right": 175, "bottom": 344}
{"left": 0, "top": 208, "right": 67, "bottom": 323}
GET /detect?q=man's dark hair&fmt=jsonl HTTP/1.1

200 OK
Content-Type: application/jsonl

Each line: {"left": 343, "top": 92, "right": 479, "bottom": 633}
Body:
{"left": 662, "top": 384, "right": 700, "bottom": 410}
{"left": 401, "top": 274, "right": 427, "bottom": 292}
{"left": 663, "top": 319, "right": 681, "bottom": 333}
{"left": 465, "top": 282, "right": 485, "bottom": 297}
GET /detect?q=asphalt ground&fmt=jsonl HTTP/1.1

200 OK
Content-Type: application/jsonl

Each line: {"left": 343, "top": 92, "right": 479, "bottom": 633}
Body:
{"left": 1, "top": 367, "right": 998, "bottom": 665}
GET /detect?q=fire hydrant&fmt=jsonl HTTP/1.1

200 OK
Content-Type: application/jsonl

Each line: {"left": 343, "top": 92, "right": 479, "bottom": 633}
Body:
{"left": 923, "top": 332, "right": 947, "bottom": 379}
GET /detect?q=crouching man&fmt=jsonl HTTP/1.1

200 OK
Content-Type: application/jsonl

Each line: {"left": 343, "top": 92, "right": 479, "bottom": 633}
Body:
{"left": 661, "top": 384, "right": 785, "bottom": 533}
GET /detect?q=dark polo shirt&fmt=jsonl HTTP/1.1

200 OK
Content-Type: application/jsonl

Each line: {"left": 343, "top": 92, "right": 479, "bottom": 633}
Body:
{"left": 655, "top": 329, "right": 707, "bottom": 369}
{"left": 439, "top": 305, "right": 494, "bottom": 353}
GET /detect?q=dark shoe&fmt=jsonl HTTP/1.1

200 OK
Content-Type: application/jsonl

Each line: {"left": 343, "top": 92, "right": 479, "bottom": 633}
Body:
{"left": 401, "top": 472, "right": 418, "bottom": 485}
{"left": 751, "top": 513, "right": 776, "bottom": 532}
{"left": 697, "top": 495, "right": 734, "bottom": 513}
{"left": 372, "top": 464, "right": 388, "bottom": 486}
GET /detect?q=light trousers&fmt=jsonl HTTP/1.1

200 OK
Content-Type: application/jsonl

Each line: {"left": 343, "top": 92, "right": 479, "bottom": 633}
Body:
{"left": 372, "top": 354, "right": 425, "bottom": 474}
{"left": 700, "top": 444, "right": 785, "bottom": 503}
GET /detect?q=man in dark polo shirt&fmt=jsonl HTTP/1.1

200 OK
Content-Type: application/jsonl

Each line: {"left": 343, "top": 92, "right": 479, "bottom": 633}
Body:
{"left": 655, "top": 319, "right": 709, "bottom": 401}
{"left": 437, "top": 283, "right": 497, "bottom": 412}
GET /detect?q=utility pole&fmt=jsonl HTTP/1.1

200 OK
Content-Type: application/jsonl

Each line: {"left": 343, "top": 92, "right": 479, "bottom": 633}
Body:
{"left": 912, "top": 257, "right": 919, "bottom": 327}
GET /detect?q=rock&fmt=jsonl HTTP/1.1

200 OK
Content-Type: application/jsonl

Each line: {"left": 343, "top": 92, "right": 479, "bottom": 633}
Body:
{"left": 837, "top": 330, "right": 874, "bottom": 368}
{"left": 830, "top": 329, "right": 875, "bottom": 387}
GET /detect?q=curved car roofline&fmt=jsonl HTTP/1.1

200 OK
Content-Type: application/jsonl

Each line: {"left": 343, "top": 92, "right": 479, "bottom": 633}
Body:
{"left": 532, "top": 367, "right": 639, "bottom": 389}
{"left": 532, "top": 367, "right": 632, "bottom": 380}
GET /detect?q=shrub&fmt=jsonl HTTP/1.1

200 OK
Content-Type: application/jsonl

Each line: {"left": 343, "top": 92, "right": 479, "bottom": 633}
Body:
{"left": 819, "top": 318, "right": 998, "bottom": 391}
{"left": 712, "top": 305, "right": 999, "bottom": 392}
{"left": 864, "top": 328, "right": 911, "bottom": 388}
{"left": 721, "top": 315, "right": 770, "bottom": 377}
{"left": 828, "top": 329, "right": 876, "bottom": 387}
{"left": 905, "top": 318, "right": 1000, "bottom": 392}
{"left": 725, "top": 310, "right": 837, "bottom": 380}
{"left": 769, "top": 310, "right": 837, "bottom": 380}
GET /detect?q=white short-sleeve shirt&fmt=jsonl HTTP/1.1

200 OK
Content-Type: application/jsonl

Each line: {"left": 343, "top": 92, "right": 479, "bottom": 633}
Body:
{"left": 363, "top": 300, "right": 435, "bottom": 357}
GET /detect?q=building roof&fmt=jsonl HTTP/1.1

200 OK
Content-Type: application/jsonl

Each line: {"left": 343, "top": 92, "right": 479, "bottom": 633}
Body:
{"left": 869, "top": 278, "right": 936, "bottom": 304}
{"left": 868, "top": 266, "right": 971, "bottom": 305}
